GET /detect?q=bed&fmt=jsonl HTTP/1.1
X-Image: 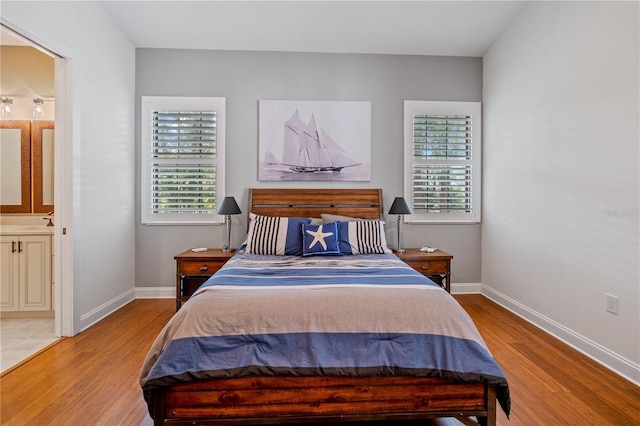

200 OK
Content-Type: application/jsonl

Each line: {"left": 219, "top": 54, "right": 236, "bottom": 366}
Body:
{"left": 140, "top": 188, "right": 510, "bottom": 426}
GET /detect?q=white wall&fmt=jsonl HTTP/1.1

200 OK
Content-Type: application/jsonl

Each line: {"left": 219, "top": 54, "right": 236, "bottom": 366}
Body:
{"left": 2, "top": 1, "right": 137, "bottom": 334}
{"left": 483, "top": 1, "right": 639, "bottom": 382}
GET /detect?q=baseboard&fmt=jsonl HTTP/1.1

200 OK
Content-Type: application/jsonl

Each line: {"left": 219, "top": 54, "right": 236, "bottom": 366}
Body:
{"left": 450, "top": 282, "right": 482, "bottom": 294}
{"left": 482, "top": 284, "right": 640, "bottom": 386}
{"left": 135, "top": 286, "right": 176, "bottom": 299}
{"left": 80, "top": 288, "right": 135, "bottom": 332}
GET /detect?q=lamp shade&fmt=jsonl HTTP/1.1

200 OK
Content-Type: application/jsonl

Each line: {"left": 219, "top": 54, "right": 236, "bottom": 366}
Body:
{"left": 388, "top": 197, "right": 412, "bottom": 215}
{"left": 217, "top": 196, "right": 241, "bottom": 215}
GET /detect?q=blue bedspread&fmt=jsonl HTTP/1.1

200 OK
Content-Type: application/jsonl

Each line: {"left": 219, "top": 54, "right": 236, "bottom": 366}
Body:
{"left": 140, "top": 253, "right": 510, "bottom": 416}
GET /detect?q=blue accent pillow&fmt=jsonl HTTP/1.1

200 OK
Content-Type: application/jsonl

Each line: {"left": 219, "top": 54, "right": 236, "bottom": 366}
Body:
{"left": 335, "top": 221, "right": 353, "bottom": 254}
{"left": 302, "top": 222, "right": 341, "bottom": 256}
{"left": 245, "top": 213, "right": 311, "bottom": 255}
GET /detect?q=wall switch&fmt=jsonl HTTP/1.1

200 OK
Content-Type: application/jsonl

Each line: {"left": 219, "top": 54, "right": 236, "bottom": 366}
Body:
{"left": 606, "top": 294, "right": 619, "bottom": 315}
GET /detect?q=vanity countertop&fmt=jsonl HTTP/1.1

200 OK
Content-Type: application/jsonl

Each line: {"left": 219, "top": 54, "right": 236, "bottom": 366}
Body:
{"left": 0, "top": 225, "right": 55, "bottom": 235}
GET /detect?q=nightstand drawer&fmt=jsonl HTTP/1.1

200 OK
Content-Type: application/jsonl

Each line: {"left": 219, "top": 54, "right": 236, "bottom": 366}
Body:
{"left": 179, "top": 260, "right": 226, "bottom": 275}
{"left": 395, "top": 249, "right": 452, "bottom": 293}
{"left": 407, "top": 260, "right": 449, "bottom": 274}
{"left": 175, "top": 249, "right": 235, "bottom": 311}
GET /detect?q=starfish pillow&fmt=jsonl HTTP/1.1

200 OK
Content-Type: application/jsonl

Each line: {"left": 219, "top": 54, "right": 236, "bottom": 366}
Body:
{"left": 302, "top": 223, "right": 341, "bottom": 256}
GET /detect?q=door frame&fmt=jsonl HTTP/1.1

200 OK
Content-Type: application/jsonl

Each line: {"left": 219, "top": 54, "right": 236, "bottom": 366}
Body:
{"left": 53, "top": 56, "right": 74, "bottom": 337}
{"left": 1, "top": 21, "right": 76, "bottom": 336}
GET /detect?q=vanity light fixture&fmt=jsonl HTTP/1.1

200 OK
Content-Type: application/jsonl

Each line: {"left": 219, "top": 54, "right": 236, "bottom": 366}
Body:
{"left": 33, "top": 98, "right": 45, "bottom": 117}
{"left": 1, "top": 98, "right": 14, "bottom": 117}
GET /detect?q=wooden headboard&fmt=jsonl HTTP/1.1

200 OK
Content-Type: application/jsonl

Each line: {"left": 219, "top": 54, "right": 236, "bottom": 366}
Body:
{"left": 249, "top": 188, "right": 383, "bottom": 220}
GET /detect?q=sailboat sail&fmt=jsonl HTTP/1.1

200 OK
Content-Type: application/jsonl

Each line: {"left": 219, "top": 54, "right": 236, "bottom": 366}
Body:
{"left": 264, "top": 151, "right": 278, "bottom": 164}
{"left": 318, "top": 128, "right": 355, "bottom": 167}
{"left": 281, "top": 109, "right": 360, "bottom": 173}
{"left": 282, "top": 110, "right": 307, "bottom": 166}
{"left": 302, "top": 115, "right": 321, "bottom": 167}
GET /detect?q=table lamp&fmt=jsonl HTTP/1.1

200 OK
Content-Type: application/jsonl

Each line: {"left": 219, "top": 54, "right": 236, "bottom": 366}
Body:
{"left": 218, "top": 196, "right": 242, "bottom": 252}
{"left": 389, "top": 197, "right": 412, "bottom": 253}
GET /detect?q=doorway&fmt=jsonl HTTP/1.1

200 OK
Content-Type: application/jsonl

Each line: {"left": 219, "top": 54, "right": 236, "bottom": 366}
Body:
{"left": 0, "top": 24, "right": 73, "bottom": 342}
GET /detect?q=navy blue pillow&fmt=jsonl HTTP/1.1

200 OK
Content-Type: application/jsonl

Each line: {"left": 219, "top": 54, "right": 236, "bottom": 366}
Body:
{"left": 302, "top": 222, "right": 341, "bottom": 256}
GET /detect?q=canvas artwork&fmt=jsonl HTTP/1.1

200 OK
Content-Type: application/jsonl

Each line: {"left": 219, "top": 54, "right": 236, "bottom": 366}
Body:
{"left": 259, "top": 100, "right": 371, "bottom": 181}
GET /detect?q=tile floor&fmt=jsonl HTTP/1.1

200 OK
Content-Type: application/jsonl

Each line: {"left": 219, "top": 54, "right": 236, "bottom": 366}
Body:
{"left": 0, "top": 318, "right": 58, "bottom": 373}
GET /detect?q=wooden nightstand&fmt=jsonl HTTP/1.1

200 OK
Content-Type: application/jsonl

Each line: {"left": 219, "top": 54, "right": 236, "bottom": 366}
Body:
{"left": 174, "top": 249, "right": 235, "bottom": 311}
{"left": 395, "top": 249, "right": 453, "bottom": 293}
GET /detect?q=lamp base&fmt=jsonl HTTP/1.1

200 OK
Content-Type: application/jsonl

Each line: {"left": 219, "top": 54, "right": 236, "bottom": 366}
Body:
{"left": 396, "top": 249, "right": 406, "bottom": 254}
{"left": 221, "top": 247, "right": 232, "bottom": 253}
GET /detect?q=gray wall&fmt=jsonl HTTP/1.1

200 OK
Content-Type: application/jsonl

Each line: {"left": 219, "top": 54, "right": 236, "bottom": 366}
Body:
{"left": 135, "top": 49, "right": 482, "bottom": 288}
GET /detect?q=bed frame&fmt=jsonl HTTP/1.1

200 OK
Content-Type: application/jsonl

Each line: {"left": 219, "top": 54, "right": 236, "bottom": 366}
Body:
{"left": 149, "top": 188, "right": 498, "bottom": 426}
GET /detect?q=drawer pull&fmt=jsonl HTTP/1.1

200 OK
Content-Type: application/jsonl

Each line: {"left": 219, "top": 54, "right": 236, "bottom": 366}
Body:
{"left": 420, "top": 265, "right": 430, "bottom": 270}
{"left": 199, "top": 265, "right": 209, "bottom": 271}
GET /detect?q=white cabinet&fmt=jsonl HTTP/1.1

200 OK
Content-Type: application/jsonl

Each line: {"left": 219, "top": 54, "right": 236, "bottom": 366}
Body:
{"left": 0, "top": 234, "right": 52, "bottom": 312}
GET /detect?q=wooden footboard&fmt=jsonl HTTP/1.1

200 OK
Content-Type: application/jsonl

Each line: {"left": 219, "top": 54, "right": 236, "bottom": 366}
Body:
{"left": 151, "top": 376, "right": 496, "bottom": 426}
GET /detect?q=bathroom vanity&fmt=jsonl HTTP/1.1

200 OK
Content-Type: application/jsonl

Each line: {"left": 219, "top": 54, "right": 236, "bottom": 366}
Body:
{"left": 0, "top": 224, "right": 54, "bottom": 315}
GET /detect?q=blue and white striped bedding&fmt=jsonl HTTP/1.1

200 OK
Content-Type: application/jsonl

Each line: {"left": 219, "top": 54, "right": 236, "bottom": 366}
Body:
{"left": 140, "top": 252, "right": 510, "bottom": 416}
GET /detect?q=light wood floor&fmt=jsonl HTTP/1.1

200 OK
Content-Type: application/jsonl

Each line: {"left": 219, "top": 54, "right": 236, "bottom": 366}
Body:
{"left": 1, "top": 296, "right": 638, "bottom": 425}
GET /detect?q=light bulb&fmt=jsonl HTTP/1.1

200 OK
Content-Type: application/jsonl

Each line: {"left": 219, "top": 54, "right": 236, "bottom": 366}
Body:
{"left": 1, "top": 98, "right": 14, "bottom": 117}
{"left": 33, "top": 98, "right": 45, "bottom": 117}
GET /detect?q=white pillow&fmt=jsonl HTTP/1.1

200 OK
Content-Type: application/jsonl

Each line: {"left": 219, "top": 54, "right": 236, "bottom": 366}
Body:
{"left": 321, "top": 214, "right": 391, "bottom": 254}
{"left": 245, "top": 213, "right": 311, "bottom": 255}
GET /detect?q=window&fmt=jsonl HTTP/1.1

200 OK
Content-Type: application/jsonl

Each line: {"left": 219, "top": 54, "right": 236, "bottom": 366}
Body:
{"left": 141, "top": 96, "right": 225, "bottom": 224}
{"left": 404, "top": 101, "right": 481, "bottom": 223}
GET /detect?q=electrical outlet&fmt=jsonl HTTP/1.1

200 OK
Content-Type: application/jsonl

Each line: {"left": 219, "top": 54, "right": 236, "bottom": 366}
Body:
{"left": 606, "top": 294, "right": 619, "bottom": 315}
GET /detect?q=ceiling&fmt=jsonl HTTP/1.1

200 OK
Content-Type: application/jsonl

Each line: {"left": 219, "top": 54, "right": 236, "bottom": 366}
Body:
{"left": 99, "top": 1, "right": 526, "bottom": 57}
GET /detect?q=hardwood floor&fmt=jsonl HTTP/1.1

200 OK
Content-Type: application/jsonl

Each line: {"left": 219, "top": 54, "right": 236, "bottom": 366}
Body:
{"left": 1, "top": 296, "right": 638, "bottom": 425}
{"left": 457, "top": 295, "right": 640, "bottom": 425}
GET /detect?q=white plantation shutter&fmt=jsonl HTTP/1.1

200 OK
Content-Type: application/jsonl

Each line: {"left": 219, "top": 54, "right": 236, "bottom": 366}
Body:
{"left": 404, "top": 101, "right": 481, "bottom": 223}
{"left": 141, "top": 97, "right": 225, "bottom": 224}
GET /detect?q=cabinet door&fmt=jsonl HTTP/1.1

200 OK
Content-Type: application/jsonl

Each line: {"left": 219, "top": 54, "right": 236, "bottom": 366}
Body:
{"left": 18, "top": 235, "right": 52, "bottom": 311}
{"left": 0, "top": 236, "right": 20, "bottom": 310}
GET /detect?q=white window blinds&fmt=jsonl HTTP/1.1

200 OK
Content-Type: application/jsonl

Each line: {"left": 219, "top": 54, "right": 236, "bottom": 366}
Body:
{"left": 141, "top": 97, "right": 225, "bottom": 224}
{"left": 404, "top": 101, "right": 481, "bottom": 223}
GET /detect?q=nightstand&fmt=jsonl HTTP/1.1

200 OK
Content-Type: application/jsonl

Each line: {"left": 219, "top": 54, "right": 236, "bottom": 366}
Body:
{"left": 174, "top": 249, "right": 235, "bottom": 311}
{"left": 395, "top": 249, "right": 453, "bottom": 293}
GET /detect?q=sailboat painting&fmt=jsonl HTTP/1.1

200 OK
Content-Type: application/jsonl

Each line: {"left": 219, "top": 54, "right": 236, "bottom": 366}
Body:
{"left": 259, "top": 100, "right": 371, "bottom": 181}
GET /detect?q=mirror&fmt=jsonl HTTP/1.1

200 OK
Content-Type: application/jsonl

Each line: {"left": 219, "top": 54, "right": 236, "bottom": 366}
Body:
{"left": 32, "top": 121, "right": 54, "bottom": 212}
{"left": 0, "top": 121, "right": 31, "bottom": 213}
{"left": 0, "top": 120, "right": 54, "bottom": 213}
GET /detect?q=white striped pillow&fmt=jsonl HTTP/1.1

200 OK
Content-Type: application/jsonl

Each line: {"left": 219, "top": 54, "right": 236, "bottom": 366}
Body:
{"left": 245, "top": 213, "right": 311, "bottom": 256}
{"left": 332, "top": 220, "right": 392, "bottom": 255}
